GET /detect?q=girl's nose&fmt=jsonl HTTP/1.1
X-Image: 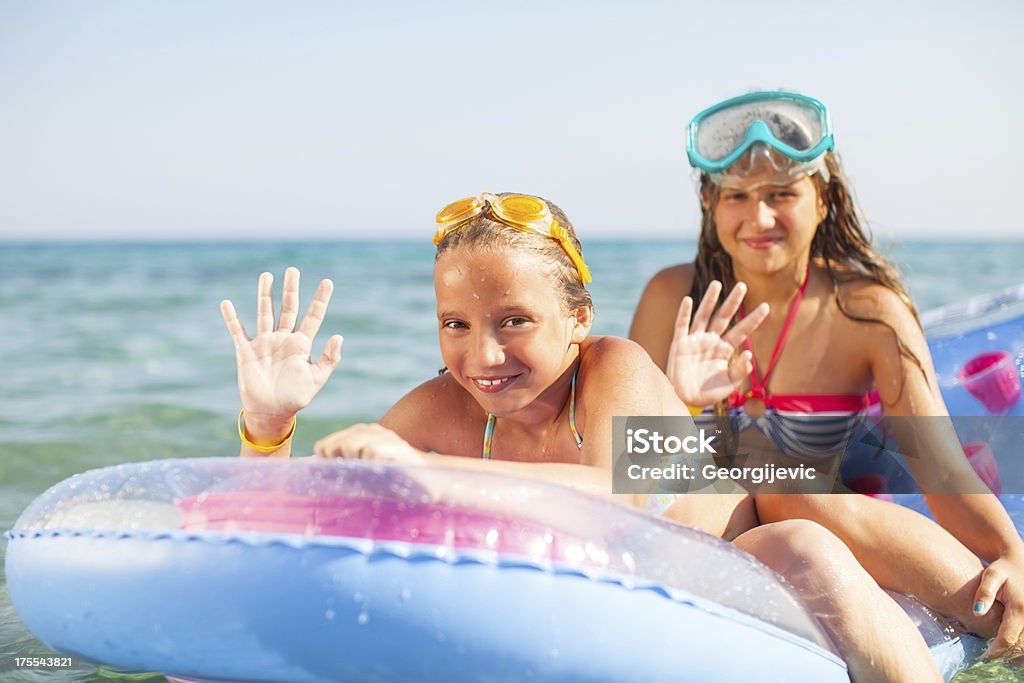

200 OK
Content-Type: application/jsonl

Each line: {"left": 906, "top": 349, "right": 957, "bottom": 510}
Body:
{"left": 749, "top": 199, "right": 776, "bottom": 230}
{"left": 473, "top": 331, "right": 506, "bottom": 367}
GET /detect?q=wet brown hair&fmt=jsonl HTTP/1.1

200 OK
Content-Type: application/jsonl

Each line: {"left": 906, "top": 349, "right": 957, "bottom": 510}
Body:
{"left": 434, "top": 192, "right": 593, "bottom": 313}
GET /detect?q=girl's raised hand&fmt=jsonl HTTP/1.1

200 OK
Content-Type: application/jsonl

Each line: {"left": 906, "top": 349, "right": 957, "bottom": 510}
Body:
{"left": 666, "top": 281, "right": 769, "bottom": 409}
{"left": 221, "top": 267, "right": 344, "bottom": 432}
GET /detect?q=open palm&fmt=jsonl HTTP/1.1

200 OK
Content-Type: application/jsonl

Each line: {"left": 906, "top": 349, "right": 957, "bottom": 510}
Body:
{"left": 666, "top": 281, "right": 768, "bottom": 408}
{"left": 221, "top": 267, "right": 344, "bottom": 421}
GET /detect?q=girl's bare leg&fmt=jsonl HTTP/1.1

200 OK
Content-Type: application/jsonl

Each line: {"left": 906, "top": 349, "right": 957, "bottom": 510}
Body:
{"left": 736, "top": 519, "right": 942, "bottom": 683}
{"left": 756, "top": 493, "right": 1002, "bottom": 636}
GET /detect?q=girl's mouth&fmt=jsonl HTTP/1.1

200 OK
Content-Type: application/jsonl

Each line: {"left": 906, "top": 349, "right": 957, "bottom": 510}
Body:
{"left": 471, "top": 375, "right": 518, "bottom": 394}
{"left": 743, "top": 237, "right": 783, "bottom": 250}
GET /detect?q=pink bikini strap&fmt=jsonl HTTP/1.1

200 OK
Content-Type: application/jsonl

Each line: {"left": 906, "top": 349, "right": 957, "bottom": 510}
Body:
{"left": 740, "top": 264, "right": 811, "bottom": 401}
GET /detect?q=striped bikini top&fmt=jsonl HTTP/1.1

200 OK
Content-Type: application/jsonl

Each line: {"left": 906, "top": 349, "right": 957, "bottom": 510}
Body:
{"left": 482, "top": 367, "right": 583, "bottom": 459}
{"left": 698, "top": 268, "right": 870, "bottom": 462}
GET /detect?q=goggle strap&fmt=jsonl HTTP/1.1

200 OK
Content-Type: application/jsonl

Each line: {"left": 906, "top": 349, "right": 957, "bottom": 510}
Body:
{"left": 550, "top": 221, "right": 592, "bottom": 284}
{"left": 434, "top": 195, "right": 593, "bottom": 284}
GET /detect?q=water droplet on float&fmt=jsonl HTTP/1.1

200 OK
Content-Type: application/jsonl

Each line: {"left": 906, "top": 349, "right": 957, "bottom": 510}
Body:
{"left": 357, "top": 611, "right": 369, "bottom": 625}
{"left": 325, "top": 609, "right": 336, "bottom": 621}
{"left": 400, "top": 588, "right": 412, "bottom": 602}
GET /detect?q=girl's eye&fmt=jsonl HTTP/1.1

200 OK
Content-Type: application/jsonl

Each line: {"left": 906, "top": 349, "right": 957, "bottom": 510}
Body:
{"left": 722, "top": 192, "right": 747, "bottom": 202}
{"left": 442, "top": 320, "right": 468, "bottom": 330}
{"left": 503, "top": 316, "right": 529, "bottom": 327}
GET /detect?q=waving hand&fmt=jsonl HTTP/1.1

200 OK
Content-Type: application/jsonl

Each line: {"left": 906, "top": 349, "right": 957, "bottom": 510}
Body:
{"left": 666, "top": 281, "right": 768, "bottom": 408}
{"left": 221, "top": 267, "right": 343, "bottom": 441}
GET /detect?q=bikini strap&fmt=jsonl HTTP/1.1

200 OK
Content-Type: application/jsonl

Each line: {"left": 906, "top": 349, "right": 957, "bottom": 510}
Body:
{"left": 482, "top": 413, "right": 496, "bottom": 460}
{"left": 740, "top": 264, "right": 811, "bottom": 401}
{"left": 481, "top": 363, "right": 583, "bottom": 459}
{"left": 568, "top": 369, "right": 583, "bottom": 448}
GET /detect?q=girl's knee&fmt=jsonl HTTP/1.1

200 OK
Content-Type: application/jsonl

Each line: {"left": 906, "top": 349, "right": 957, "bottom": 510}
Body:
{"left": 737, "top": 519, "right": 861, "bottom": 581}
{"left": 756, "top": 492, "right": 863, "bottom": 524}
{"left": 738, "top": 518, "right": 839, "bottom": 553}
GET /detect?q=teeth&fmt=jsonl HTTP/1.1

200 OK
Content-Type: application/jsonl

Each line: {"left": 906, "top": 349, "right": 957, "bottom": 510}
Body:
{"left": 476, "top": 377, "right": 509, "bottom": 387}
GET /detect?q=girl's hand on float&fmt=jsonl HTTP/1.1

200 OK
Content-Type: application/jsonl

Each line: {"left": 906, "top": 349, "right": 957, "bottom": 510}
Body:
{"left": 221, "top": 267, "right": 343, "bottom": 436}
{"left": 976, "top": 552, "right": 1024, "bottom": 664}
{"left": 314, "top": 423, "right": 428, "bottom": 464}
{"left": 666, "top": 281, "right": 769, "bottom": 408}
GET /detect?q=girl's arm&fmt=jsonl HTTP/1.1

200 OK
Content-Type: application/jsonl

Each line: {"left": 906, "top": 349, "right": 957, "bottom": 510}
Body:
{"left": 313, "top": 373, "right": 619, "bottom": 498}
{"left": 866, "top": 288, "right": 1021, "bottom": 556}
{"left": 865, "top": 286, "right": 1024, "bottom": 656}
{"left": 313, "top": 423, "right": 617, "bottom": 498}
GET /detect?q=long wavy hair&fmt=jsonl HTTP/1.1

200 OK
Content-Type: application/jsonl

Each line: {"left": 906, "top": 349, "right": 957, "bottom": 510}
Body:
{"left": 691, "top": 152, "right": 926, "bottom": 415}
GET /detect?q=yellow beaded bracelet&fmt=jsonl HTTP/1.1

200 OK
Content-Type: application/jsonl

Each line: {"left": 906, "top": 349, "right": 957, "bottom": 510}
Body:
{"left": 237, "top": 410, "right": 296, "bottom": 453}
{"left": 687, "top": 404, "right": 705, "bottom": 417}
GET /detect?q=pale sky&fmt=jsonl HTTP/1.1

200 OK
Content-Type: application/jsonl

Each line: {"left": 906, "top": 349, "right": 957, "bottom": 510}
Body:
{"left": 1, "top": 0, "right": 1021, "bottom": 240}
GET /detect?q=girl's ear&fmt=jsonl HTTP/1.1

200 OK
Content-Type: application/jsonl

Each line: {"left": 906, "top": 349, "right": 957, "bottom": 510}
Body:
{"left": 816, "top": 185, "right": 829, "bottom": 223}
{"left": 570, "top": 305, "right": 594, "bottom": 343}
{"left": 700, "top": 188, "right": 712, "bottom": 211}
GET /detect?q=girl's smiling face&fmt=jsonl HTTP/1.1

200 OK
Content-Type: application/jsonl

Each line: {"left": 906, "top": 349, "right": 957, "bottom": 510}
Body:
{"left": 434, "top": 247, "right": 591, "bottom": 417}
{"left": 711, "top": 175, "right": 827, "bottom": 276}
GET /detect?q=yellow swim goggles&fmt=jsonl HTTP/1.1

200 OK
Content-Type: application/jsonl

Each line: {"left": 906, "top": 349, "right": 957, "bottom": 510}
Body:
{"left": 433, "top": 193, "right": 592, "bottom": 284}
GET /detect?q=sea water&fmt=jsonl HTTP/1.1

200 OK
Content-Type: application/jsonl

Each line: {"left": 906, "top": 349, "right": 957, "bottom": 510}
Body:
{"left": 2, "top": 238, "right": 1024, "bottom": 682}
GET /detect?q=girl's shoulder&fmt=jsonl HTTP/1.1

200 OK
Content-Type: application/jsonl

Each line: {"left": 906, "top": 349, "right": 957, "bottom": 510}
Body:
{"left": 395, "top": 373, "right": 479, "bottom": 417}
{"left": 630, "top": 260, "right": 696, "bottom": 329}
{"left": 641, "top": 262, "right": 696, "bottom": 301}
{"left": 580, "top": 335, "right": 671, "bottom": 382}
{"left": 581, "top": 334, "right": 651, "bottom": 360}
{"left": 631, "top": 262, "right": 696, "bottom": 357}
{"left": 833, "top": 277, "right": 920, "bottom": 328}
{"left": 577, "top": 335, "right": 684, "bottom": 414}
{"left": 828, "top": 277, "right": 928, "bottom": 359}
{"left": 380, "top": 373, "right": 485, "bottom": 453}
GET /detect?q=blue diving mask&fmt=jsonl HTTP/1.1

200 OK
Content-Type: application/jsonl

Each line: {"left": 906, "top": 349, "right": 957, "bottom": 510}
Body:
{"left": 687, "top": 91, "right": 835, "bottom": 185}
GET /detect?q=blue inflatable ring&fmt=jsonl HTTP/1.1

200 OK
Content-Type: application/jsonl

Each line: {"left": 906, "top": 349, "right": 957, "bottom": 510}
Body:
{"left": 5, "top": 457, "right": 987, "bottom": 682}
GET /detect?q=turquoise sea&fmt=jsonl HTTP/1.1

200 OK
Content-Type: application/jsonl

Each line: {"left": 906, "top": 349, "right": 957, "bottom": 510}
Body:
{"left": 3, "top": 239, "right": 1024, "bottom": 682}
